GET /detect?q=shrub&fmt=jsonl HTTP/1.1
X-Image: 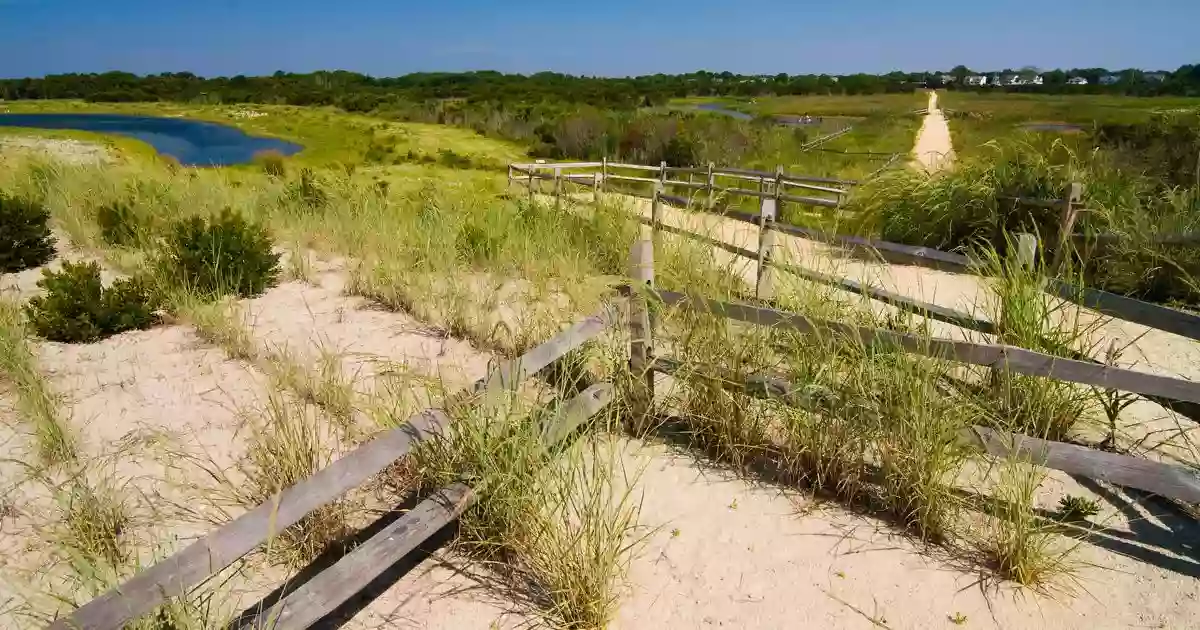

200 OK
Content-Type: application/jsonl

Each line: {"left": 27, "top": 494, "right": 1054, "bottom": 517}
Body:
{"left": 160, "top": 209, "right": 280, "bottom": 298}
{"left": 24, "top": 261, "right": 159, "bottom": 343}
{"left": 0, "top": 193, "right": 56, "bottom": 273}
{"left": 96, "top": 201, "right": 142, "bottom": 246}
{"left": 254, "top": 150, "right": 287, "bottom": 178}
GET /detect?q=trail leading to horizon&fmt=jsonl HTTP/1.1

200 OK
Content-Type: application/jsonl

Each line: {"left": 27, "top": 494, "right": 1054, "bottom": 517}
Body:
{"left": 911, "top": 91, "right": 954, "bottom": 171}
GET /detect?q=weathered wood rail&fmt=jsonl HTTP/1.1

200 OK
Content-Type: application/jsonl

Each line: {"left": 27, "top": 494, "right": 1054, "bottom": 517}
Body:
{"left": 629, "top": 263, "right": 1200, "bottom": 506}
{"left": 49, "top": 306, "right": 624, "bottom": 630}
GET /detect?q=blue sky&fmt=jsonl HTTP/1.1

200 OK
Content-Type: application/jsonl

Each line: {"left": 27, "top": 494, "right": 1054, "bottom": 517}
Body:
{"left": 1, "top": 0, "right": 1195, "bottom": 79}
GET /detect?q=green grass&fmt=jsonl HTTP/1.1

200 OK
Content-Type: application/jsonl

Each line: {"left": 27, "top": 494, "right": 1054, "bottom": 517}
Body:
{"left": 938, "top": 91, "right": 1200, "bottom": 158}
{"left": 0, "top": 299, "right": 77, "bottom": 467}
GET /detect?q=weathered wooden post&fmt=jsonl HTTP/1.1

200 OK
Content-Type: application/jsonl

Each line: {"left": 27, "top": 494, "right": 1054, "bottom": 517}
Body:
{"left": 506, "top": 165, "right": 513, "bottom": 193}
{"left": 1052, "top": 182, "right": 1084, "bottom": 271}
{"left": 601, "top": 156, "right": 608, "bottom": 196}
{"left": 554, "top": 167, "right": 563, "bottom": 212}
{"left": 659, "top": 160, "right": 668, "bottom": 187}
{"left": 756, "top": 173, "right": 779, "bottom": 301}
{"left": 527, "top": 169, "right": 535, "bottom": 202}
{"left": 706, "top": 162, "right": 715, "bottom": 209}
{"left": 628, "top": 237, "right": 655, "bottom": 429}
{"left": 650, "top": 182, "right": 664, "bottom": 246}
{"left": 593, "top": 172, "right": 603, "bottom": 204}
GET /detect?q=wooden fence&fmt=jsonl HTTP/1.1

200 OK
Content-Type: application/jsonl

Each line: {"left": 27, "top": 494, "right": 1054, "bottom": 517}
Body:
{"left": 621, "top": 237, "right": 1200, "bottom": 506}
{"left": 50, "top": 307, "right": 624, "bottom": 630}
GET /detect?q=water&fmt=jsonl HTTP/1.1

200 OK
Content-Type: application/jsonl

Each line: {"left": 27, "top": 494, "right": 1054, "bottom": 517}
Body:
{"left": 692, "top": 104, "right": 823, "bottom": 126}
{"left": 694, "top": 103, "right": 753, "bottom": 120}
{"left": 0, "top": 113, "right": 303, "bottom": 166}
{"left": 1021, "top": 122, "right": 1084, "bottom": 133}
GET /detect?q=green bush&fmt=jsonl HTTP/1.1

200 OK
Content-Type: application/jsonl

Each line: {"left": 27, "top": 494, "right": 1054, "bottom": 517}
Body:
{"left": 0, "top": 193, "right": 56, "bottom": 273}
{"left": 160, "top": 209, "right": 280, "bottom": 298}
{"left": 24, "top": 261, "right": 159, "bottom": 343}
{"left": 254, "top": 150, "right": 287, "bottom": 178}
{"left": 96, "top": 201, "right": 143, "bottom": 246}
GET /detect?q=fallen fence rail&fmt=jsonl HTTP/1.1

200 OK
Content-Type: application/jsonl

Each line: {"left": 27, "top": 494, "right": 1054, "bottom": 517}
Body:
{"left": 651, "top": 357, "right": 1200, "bottom": 505}
{"left": 51, "top": 305, "right": 623, "bottom": 630}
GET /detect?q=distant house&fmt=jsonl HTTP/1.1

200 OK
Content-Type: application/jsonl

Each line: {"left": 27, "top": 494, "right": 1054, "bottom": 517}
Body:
{"left": 940, "top": 74, "right": 956, "bottom": 84}
{"left": 999, "top": 74, "right": 1020, "bottom": 86}
{"left": 1067, "top": 77, "right": 1089, "bottom": 86}
{"left": 1145, "top": 72, "right": 1168, "bottom": 83}
{"left": 1099, "top": 74, "right": 1121, "bottom": 85}
{"left": 1028, "top": 75, "right": 1044, "bottom": 86}
{"left": 964, "top": 75, "right": 988, "bottom": 86}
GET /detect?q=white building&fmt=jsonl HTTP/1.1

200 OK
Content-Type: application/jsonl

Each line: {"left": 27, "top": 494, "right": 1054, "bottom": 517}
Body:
{"left": 1067, "top": 77, "right": 1089, "bottom": 86}
{"left": 964, "top": 75, "right": 988, "bottom": 86}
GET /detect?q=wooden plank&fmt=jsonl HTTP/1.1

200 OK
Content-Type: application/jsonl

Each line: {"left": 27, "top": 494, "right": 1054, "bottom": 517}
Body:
{"left": 511, "top": 161, "right": 603, "bottom": 170}
{"left": 966, "top": 426, "right": 1200, "bottom": 504}
{"left": 652, "top": 358, "right": 1200, "bottom": 505}
{"left": 652, "top": 290, "right": 1200, "bottom": 404}
{"left": 778, "top": 192, "right": 841, "bottom": 209}
{"left": 713, "top": 209, "right": 972, "bottom": 271}
{"left": 1070, "top": 231, "right": 1200, "bottom": 247}
{"left": 770, "top": 261, "right": 996, "bottom": 334}
{"left": 1046, "top": 280, "right": 1200, "bottom": 343}
{"left": 606, "top": 162, "right": 662, "bottom": 172}
{"left": 477, "top": 305, "right": 619, "bottom": 394}
{"left": 782, "top": 181, "right": 847, "bottom": 196}
{"left": 49, "top": 408, "right": 454, "bottom": 630}
{"left": 630, "top": 240, "right": 655, "bottom": 422}
{"left": 664, "top": 179, "right": 709, "bottom": 190}
{"left": 233, "top": 384, "right": 617, "bottom": 630}
{"left": 606, "top": 174, "right": 661, "bottom": 184}
{"left": 663, "top": 165, "right": 709, "bottom": 175}
{"left": 800, "top": 127, "right": 853, "bottom": 151}
{"left": 782, "top": 174, "right": 860, "bottom": 186}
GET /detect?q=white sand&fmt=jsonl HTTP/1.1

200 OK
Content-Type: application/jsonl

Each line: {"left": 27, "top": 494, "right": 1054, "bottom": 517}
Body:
{"left": 0, "top": 136, "right": 111, "bottom": 165}
{"left": 912, "top": 91, "right": 955, "bottom": 171}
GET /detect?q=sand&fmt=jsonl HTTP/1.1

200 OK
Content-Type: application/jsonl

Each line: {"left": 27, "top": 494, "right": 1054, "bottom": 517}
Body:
{"left": 0, "top": 136, "right": 111, "bottom": 166}
{"left": 912, "top": 91, "right": 955, "bottom": 171}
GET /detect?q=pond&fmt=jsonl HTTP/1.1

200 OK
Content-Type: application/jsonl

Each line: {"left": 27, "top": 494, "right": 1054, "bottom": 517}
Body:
{"left": 1020, "top": 122, "right": 1084, "bottom": 133}
{"left": 0, "top": 113, "right": 303, "bottom": 166}
{"left": 692, "top": 104, "right": 825, "bottom": 127}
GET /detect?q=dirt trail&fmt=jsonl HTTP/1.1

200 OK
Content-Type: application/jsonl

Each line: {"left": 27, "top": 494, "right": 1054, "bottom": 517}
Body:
{"left": 911, "top": 91, "right": 954, "bottom": 171}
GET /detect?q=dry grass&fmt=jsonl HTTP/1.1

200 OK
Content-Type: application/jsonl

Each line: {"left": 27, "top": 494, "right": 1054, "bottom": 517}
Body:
{"left": 0, "top": 298, "right": 76, "bottom": 467}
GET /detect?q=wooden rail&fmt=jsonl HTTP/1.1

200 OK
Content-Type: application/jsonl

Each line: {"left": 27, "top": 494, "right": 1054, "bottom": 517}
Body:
{"left": 52, "top": 306, "right": 622, "bottom": 630}
{"left": 651, "top": 289, "right": 1200, "bottom": 404}
{"left": 651, "top": 357, "right": 1200, "bottom": 504}
{"left": 232, "top": 383, "right": 616, "bottom": 630}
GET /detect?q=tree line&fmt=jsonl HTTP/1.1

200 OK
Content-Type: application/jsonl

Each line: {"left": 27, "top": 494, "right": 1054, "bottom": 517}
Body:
{"left": 2, "top": 65, "right": 1195, "bottom": 111}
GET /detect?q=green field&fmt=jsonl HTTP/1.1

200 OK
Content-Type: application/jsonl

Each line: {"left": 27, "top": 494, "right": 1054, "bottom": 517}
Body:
{"left": 938, "top": 92, "right": 1200, "bottom": 158}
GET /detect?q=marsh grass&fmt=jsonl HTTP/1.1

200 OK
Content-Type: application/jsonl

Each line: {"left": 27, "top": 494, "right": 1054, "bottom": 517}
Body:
{"left": 974, "top": 459, "right": 1085, "bottom": 590}
{"left": 0, "top": 299, "right": 77, "bottom": 466}
{"left": 414, "top": 386, "right": 643, "bottom": 629}
{"left": 976, "top": 240, "right": 1101, "bottom": 441}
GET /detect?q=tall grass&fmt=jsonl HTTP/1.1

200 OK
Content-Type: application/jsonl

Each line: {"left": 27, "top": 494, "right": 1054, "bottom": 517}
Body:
{"left": 0, "top": 299, "right": 76, "bottom": 466}
{"left": 413, "top": 386, "right": 643, "bottom": 629}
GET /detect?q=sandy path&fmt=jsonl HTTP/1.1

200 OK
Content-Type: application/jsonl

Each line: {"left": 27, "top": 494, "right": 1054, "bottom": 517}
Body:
{"left": 912, "top": 91, "right": 954, "bottom": 171}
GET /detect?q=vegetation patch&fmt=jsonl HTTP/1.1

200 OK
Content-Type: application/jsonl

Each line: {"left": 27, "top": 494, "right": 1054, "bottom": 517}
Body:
{"left": 158, "top": 208, "right": 280, "bottom": 298}
{"left": 0, "top": 192, "right": 57, "bottom": 273}
{"left": 24, "top": 261, "right": 159, "bottom": 343}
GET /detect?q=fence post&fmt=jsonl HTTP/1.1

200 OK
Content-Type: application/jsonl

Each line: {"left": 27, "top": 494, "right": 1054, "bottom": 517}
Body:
{"left": 650, "top": 181, "right": 664, "bottom": 245}
{"left": 756, "top": 174, "right": 779, "bottom": 301}
{"left": 659, "top": 160, "right": 668, "bottom": 186}
{"left": 506, "top": 165, "right": 512, "bottom": 193}
{"left": 628, "top": 238, "right": 655, "bottom": 429}
{"left": 527, "top": 169, "right": 535, "bottom": 202}
{"left": 554, "top": 167, "right": 563, "bottom": 212}
{"left": 1052, "top": 182, "right": 1084, "bottom": 271}
{"left": 601, "top": 156, "right": 608, "bottom": 195}
{"left": 593, "top": 172, "right": 602, "bottom": 204}
{"left": 706, "top": 162, "right": 715, "bottom": 209}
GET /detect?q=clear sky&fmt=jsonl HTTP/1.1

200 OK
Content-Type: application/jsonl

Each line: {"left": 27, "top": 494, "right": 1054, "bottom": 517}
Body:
{"left": 1, "top": 0, "right": 1195, "bottom": 79}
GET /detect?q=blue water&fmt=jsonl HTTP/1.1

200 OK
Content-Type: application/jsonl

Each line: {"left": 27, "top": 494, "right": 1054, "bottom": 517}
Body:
{"left": 1021, "top": 122, "right": 1084, "bottom": 133}
{"left": 0, "top": 113, "right": 303, "bottom": 166}
{"left": 692, "top": 104, "right": 823, "bottom": 126}
{"left": 694, "top": 103, "right": 754, "bottom": 120}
